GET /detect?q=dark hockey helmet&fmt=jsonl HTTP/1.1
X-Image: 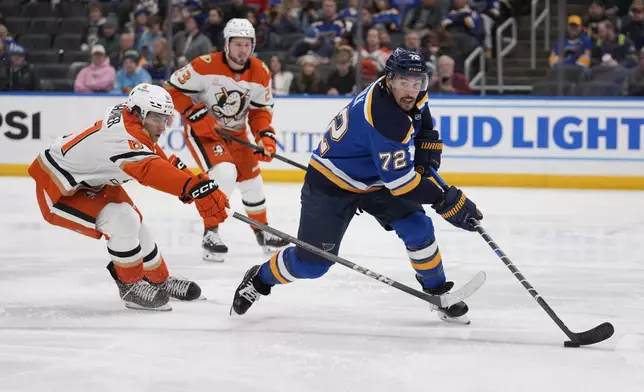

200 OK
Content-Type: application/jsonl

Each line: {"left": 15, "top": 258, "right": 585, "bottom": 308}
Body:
{"left": 384, "top": 47, "right": 429, "bottom": 91}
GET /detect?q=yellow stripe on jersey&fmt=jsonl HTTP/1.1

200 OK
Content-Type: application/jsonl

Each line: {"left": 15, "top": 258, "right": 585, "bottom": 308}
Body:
{"left": 411, "top": 250, "right": 442, "bottom": 271}
{"left": 391, "top": 172, "right": 421, "bottom": 196}
{"left": 402, "top": 120, "right": 414, "bottom": 144}
{"left": 365, "top": 83, "right": 376, "bottom": 127}
{"left": 269, "top": 252, "right": 289, "bottom": 284}
{"left": 416, "top": 93, "right": 428, "bottom": 109}
{"left": 309, "top": 159, "right": 379, "bottom": 194}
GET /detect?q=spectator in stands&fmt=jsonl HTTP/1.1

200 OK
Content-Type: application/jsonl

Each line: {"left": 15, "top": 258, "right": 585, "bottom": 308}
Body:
{"left": 137, "top": 15, "right": 164, "bottom": 61}
{"left": 360, "top": 28, "right": 391, "bottom": 82}
{"left": 311, "top": 0, "right": 345, "bottom": 43}
{"left": 202, "top": 7, "right": 225, "bottom": 51}
{"left": 402, "top": 0, "right": 449, "bottom": 36}
{"left": 625, "top": 47, "right": 644, "bottom": 95}
{"left": 3, "top": 44, "right": 39, "bottom": 91}
{"left": 441, "top": 0, "right": 481, "bottom": 38}
{"left": 378, "top": 27, "right": 392, "bottom": 50}
{"left": 225, "top": 0, "right": 253, "bottom": 23}
{"left": 584, "top": 0, "right": 611, "bottom": 42}
{"left": 592, "top": 19, "right": 638, "bottom": 68}
{"left": 0, "top": 39, "right": 9, "bottom": 89}
{"left": 137, "top": 0, "right": 160, "bottom": 16}
{"left": 549, "top": 15, "right": 592, "bottom": 69}
{"left": 287, "top": 27, "right": 334, "bottom": 64}
{"left": 144, "top": 38, "right": 172, "bottom": 82}
{"left": 404, "top": 31, "right": 423, "bottom": 51}
{"left": 74, "top": 45, "right": 116, "bottom": 93}
{"left": 428, "top": 55, "right": 471, "bottom": 94}
{"left": 471, "top": 0, "right": 501, "bottom": 57}
{"left": 84, "top": 2, "right": 107, "bottom": 50}
{"left": 372, "top": 0, "right": 402, "bottom": 32}
{"left": 247, "top": 9, "right": 280, "bottom": 52}
{"left": 183, "top": 0, "right": 209, "bottom": 26}
{"left": 326, "top": 48, "right": 356, "bottom": 95}
{"left": 338, "top": 0, "right": 359, "bottom": 31}
{"left": 268, "top": 2, "right": 300, "bottom": 34}
{"left": 290, "top": 55, "right": 327, "bottom": 94}
{"left": 112, "top": 50, "right": 152, "bottom": 94}
{"left": 170, "top": 3, "right": 186, "bottom": 33}
{"left": 173, "top": 16, "right": 212, "bottom": 67}
{"left": 295, "top": 0, "right": 320, "bottom": 31}
{"left": 115, "top": 33, "right": 136, "bottom": 68}
{"left": 131, "top": 8, "right": 150, "bottom": 46}
{"left": 270, "top": 55, "right": 293, "bottom": 95}
{"left": 98, "top": 18, "right": 120, "bottom": 64}
{"left": 621, "top": 0, "right": 644, "bottom": 51}
{"left": 0, "top": 24, "right": 14, "bottom": 47}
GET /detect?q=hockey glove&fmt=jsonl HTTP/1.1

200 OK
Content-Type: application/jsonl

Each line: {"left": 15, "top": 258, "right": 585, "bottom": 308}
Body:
{"left": 168, "top": 154, "right": 192, "bottom": 174}
{"left": 255, "top": 130, "right": 277, "bottom": 162}
{"left": 414, "top": 129, "right": 443, "bottom": 175}
{"left": 185, "top": 103, "right": 218, "bottom": 138}
{"left": 181, "top": 173, "right": 229, "bottom": 226}
{"left": 432, "top": 186, "right": 483, "bottom": 232}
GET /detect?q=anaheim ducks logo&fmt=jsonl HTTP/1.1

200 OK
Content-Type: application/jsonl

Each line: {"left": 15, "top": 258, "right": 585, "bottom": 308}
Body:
{"left": 211, "top": 87, "right": 249, "bottom": 125}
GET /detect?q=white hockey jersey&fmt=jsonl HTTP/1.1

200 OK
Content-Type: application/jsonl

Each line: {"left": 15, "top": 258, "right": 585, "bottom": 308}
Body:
{"left": 166, "top": 52, "right": 274, "bottom": 135}
{"left": 29, "top": 103, "right": 193, "bottom": 203}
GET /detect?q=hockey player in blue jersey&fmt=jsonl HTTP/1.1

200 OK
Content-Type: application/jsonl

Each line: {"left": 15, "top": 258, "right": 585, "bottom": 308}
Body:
{"left": 231, "top": 48, "right": 483, "bottom": 324}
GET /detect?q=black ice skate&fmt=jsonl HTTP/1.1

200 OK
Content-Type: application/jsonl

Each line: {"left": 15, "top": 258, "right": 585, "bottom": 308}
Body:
{"left": 107, "top": 262, "right": 171, "bottom": 311}
{"left": 253, "top": 228, "right": 290, "bottom": 254}
{"left": 202, "top": 227, "right": 228, "bottom": 262}
{"left": 147, "top": 276, "right": 203, "bottom": 301}
{"left": 417, "top": 276, "right": 470, "bottom": 325}
{"left": 230, "top": 265, "right": 272, "bottom": 315}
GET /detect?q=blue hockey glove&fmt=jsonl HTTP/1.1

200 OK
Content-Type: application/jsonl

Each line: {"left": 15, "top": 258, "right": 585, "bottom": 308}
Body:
{"left": 414, "top": 129, "right": 443, "bottom": 175}
{"left": 432, "top": 186, "right": 483, "bottom": 232}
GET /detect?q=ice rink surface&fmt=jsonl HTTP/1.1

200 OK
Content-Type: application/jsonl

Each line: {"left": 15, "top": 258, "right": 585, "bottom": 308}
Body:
{"left": 0, "top": 177, "right": 643, "bottom": 392}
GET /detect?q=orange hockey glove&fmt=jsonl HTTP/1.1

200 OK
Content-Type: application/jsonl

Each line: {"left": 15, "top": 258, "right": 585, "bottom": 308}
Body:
{"left": 181, "top": 173, "right": 229, "bottom": 226}
{"left": 255, "top": 130, "right": 277, "bottom": 162}
{"left": 185, "top": 103, "right": 218, "bottom": 138}
{"left": 168, "top": 154, "right": 192, "bottom": 174}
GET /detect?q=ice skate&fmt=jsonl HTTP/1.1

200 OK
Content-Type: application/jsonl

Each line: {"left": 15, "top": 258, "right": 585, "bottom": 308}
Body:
{"left": 107, "top": 262, "right": 171, "bottom": 311}
{"left": 203, "top": 227, "right": 228, "bottom": 262}
{"left": 417, "top": 276, "right": 470, "bottom": 325}
{"left": 253, "top": 228, "right": 290, "bottom": 254}
{"left": 148, "top": 276, "right": 203, "bottom": 301}
{"left": 230, "top": 265, "right": 271, "bottom": 315}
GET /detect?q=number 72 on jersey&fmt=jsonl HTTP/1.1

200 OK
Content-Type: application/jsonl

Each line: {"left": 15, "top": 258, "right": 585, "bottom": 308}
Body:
{"left": 318, "top": 106, "right": 407, "bottom": 171}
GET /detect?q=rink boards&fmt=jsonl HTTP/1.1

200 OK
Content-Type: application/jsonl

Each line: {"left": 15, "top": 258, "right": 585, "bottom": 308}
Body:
{"left": 0, "top": 93, "right": 643, "bottom": 189}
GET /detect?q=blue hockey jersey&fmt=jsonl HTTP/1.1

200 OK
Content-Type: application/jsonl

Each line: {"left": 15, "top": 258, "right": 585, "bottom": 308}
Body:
{"left": 309, "top": 77, "right": 438, "bottom": 201}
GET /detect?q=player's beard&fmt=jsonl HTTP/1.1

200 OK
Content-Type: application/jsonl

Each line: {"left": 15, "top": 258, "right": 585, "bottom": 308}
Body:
{"left": 229, "top": 52, "right": 248, "bottom": 67}
{"left": 398, "top": 95, "right": 415, "bottom": 111}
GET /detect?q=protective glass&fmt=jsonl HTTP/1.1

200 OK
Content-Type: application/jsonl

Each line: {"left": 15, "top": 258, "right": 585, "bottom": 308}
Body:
{"left": 390, "top": 74, "right": 429, "bottom": 92}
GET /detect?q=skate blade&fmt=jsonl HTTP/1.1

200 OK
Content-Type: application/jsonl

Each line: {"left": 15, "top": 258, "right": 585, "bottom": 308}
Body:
{"left": 124, "top": 302, "right": 172, "bottom": 311}
{"left": 169, "top": 295, "right": 208, "bottom": 301}
{"left": 203, "top": 250, "right": 226, "bottom": 263}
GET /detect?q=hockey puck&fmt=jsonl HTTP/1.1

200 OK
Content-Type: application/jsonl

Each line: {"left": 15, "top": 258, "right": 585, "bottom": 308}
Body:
{"left": 564, "top": 341, "right": 580, "bottom": 348}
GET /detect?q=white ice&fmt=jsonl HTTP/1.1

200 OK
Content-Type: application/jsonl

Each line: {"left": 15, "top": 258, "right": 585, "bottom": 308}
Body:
{"left": 0, "top": 177, "right": 643, "bottom": 392}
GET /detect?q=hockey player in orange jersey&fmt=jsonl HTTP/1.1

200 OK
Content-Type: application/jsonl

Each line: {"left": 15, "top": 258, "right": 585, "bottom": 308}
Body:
{"left": 28, "top": 83, "right": 229, "bottom": 311}
{"left": 165, "top": 18, "right": 289, "bottom": 262}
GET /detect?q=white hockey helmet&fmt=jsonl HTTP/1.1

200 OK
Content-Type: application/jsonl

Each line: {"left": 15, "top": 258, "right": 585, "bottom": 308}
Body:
{"left": 125, "top": 83, "right": 174, "bottom": 121}
{"left": 223, "top": 18, "right": 256, "bottom": 54}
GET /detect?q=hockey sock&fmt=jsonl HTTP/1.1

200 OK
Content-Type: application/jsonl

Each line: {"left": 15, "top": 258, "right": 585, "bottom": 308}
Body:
{"left": 408, "top": 237, "right": 446, "bottom": 289}
{"left": 259, "top": 247, "right": 333, "bottom": 285}
{"left": 142, "top": 244, "right": 169, "bottom": 284}
{"left": 107, "top": 241, "right": 144, "bottom": 284}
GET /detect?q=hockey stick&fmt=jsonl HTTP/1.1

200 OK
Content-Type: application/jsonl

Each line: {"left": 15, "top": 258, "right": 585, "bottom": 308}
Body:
{"left": 430, "top": 168, "right": 614, "bottom": 347}
{"left": 229, "top": 210, "right": 486, "bottom": 309}
{"left": 215, "top": 129, "right": 308, "bottom": 171}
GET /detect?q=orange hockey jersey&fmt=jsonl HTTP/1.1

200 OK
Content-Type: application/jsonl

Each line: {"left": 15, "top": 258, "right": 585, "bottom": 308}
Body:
{"left": 28, "top": 103, "right": 194, "bottom": 204}
{"left": 165, "top": 52, "right": 274, "bottom": 137}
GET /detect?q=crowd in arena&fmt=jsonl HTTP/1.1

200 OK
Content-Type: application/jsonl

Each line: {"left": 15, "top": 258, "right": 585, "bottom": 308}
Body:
{"left": 1, "top": 0, "right": 643, "bottom": 96}
{"left": 549, "top": 0, "right": 644, "bottom": 96}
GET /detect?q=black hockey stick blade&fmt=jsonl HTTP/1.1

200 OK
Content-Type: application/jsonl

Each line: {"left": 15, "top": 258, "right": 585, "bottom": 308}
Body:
{"left": 566, "top": 322, "right": 615, "bottom": 346}
{"left": 229, "top": 210, "right": 485, "bottom": 308}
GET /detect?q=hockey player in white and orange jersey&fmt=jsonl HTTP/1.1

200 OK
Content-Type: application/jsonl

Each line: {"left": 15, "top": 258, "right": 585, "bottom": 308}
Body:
{"left": 27, "top": 83, "right": 229, "bottom": 311}
{"left": 164, "top": 18, "right": 289, "bottom": 262}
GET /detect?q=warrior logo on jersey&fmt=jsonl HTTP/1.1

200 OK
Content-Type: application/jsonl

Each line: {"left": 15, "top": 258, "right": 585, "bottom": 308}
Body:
{"left": 211, "top": 87, "right": 249, "bottom": 125}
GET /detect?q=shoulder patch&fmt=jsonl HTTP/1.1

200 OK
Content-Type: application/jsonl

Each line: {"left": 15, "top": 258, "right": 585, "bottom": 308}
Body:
{"left": 199, "top": 54, "right": 212, "bottom": 63}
